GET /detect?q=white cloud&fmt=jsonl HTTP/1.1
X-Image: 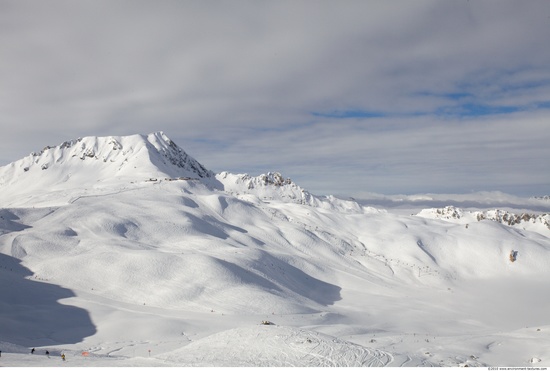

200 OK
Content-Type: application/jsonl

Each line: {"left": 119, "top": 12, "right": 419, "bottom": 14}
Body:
{"left": 1, "top": 0, "right": 549, "bottom": 196}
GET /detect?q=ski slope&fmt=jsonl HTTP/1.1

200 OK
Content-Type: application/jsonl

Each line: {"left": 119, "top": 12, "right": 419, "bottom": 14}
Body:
{"left": 1, "top": 132, "right": 549, "bottom": 367}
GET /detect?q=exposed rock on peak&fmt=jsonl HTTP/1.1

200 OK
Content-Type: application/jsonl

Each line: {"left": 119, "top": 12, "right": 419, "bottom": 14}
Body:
{"left": 0, "top": 132, "right": 214, "bottom": 201}
{"left": 417, "top": 206, "right": 550, "bottom": 235}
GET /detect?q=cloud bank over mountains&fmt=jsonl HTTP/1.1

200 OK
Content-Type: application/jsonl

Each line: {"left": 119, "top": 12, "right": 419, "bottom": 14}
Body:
{"left": 1, "top": 0, "right": 549, "bottom": 196}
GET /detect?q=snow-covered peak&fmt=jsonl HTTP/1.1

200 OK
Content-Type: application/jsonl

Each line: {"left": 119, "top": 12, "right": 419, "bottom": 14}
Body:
{"left": 416, "top": 205, "right": 467, "bottom": 221}
{"left": 217, "top": 171, "right": 308, "bottom": 202}
{"left": 0, "top": 132, "right": 213, "bottom": 202}
{"left": 216, "top": 171, "right": 381, "bottom": 213}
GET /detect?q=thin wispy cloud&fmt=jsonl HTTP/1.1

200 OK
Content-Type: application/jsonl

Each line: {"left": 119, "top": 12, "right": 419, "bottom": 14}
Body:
{"left": 1, "top": 0, "right": 549, "bottom": 196}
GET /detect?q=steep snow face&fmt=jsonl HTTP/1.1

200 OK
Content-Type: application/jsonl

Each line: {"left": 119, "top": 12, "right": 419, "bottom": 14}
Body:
{"left": 0, "top": 132, "right": 214, "bottom": 204}
{"left": 144, "top": 132, "right": 213, "bottom": 179}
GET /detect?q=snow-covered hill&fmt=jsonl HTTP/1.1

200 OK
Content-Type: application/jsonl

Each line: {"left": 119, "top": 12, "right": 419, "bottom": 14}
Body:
{"left": 1, "top": 132, "right": 549, "bottom": 367}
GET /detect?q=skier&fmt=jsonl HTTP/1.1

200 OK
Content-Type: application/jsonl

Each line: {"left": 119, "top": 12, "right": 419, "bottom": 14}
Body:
{"left": 31, "top": 348, "right": 35, "bottom": 354}
{"left": 61, "top": 353, "right": 66, "bottom": 361}
{"left": 0, "top": 349, "right": 2, "bottom": 357}
{"left": 46, "top": 350, "right": 50, "bottom": 358}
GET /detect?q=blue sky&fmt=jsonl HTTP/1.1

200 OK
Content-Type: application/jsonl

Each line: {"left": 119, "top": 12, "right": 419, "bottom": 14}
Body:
{"left": 0, "top": 0, "right": 549, "bottom": 197}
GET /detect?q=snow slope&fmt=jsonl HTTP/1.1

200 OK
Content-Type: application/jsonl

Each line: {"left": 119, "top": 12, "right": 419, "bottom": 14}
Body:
{"left": 1, "top": 132, "right": 550, "bottom": 367}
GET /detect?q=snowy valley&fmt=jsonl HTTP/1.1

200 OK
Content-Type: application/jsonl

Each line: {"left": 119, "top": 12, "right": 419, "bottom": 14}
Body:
{"left": 1, "top": 132, "right": 549, "bottom": 367}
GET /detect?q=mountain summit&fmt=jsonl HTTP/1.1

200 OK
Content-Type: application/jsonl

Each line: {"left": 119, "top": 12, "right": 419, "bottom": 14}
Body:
{"left": 0, "top": 132, "right": 214, "bottom": 202}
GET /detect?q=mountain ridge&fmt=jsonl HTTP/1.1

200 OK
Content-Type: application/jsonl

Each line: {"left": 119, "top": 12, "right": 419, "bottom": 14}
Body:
{"left": 0, "top": 132, "right": 374, "bottom": 213}
{"left": 417, "top": 205, "right": 550, "bottom": 237}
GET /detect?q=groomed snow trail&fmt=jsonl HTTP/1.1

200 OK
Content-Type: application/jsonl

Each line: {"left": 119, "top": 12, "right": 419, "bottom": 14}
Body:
{"left": 161, "top": 325, "right": 395, "bottom": 367}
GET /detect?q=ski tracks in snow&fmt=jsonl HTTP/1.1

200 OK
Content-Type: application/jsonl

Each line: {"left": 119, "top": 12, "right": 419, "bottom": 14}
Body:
{"left": 162, "top": 325, "right": 395, "bottom": 367}
{"left": 237, "top": 325, "right": 395, "bottom": 367}
{"left": 287, "top": 336, "right": 394, "bottom": 367}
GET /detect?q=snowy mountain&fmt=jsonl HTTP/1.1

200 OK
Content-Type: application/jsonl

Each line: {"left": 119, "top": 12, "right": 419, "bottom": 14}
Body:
{"left": 216, "top": 171, "right": 375, "bottom": 213}
{"left": 0, "top": 132, "right": 215, "bottom": 206}
{"left": 1, "top": 132, "right": 550, "bottom": 367}
{"left": 417, "top": 206, "right": 550, "bottom": 237}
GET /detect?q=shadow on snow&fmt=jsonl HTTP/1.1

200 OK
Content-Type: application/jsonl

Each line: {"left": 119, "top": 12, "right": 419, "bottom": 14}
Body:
{"left": 0, "top": 253, "right": 96, "bottom": 348}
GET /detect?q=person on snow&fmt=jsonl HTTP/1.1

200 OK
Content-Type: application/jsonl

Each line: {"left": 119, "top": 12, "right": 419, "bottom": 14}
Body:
{"left": 46, "top": 350, "right": 50, "bottom": 358}
{"left": 31, "top": 348, "right": 35, "bottom": 354}
{"left": 61, "top": 353, "right": 66, "bottom": 361}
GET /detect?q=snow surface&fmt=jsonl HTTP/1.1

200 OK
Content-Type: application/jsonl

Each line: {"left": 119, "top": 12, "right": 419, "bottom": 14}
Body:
{"left": 1, "top": 132, "right": 550, "bottom": 367}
